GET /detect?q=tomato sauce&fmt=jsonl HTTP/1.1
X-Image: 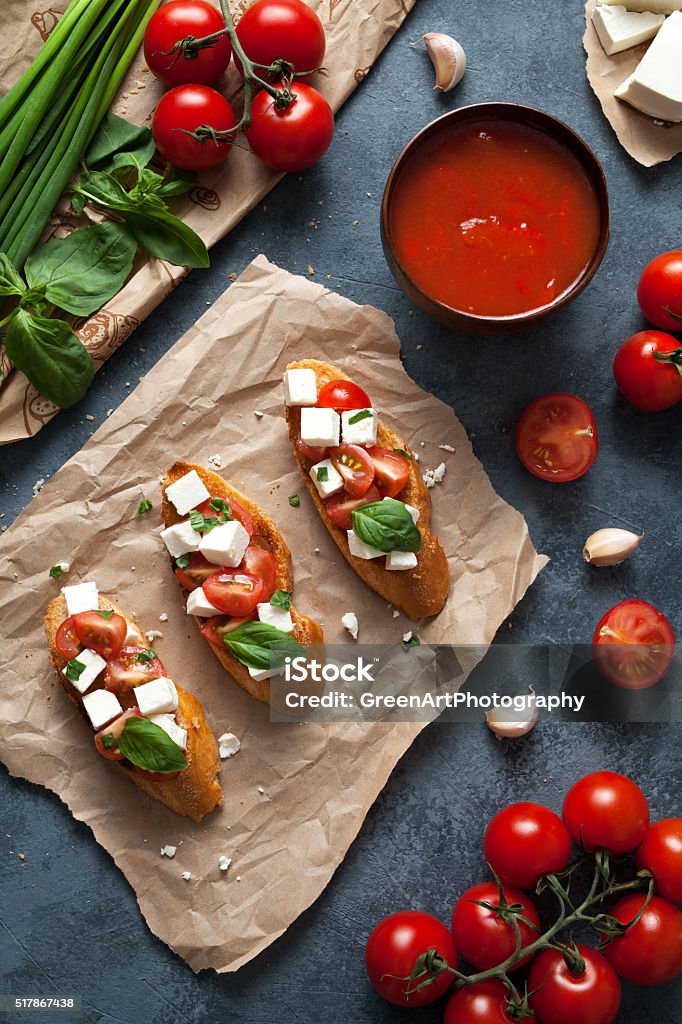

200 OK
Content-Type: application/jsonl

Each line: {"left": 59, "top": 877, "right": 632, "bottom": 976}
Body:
{"left": 389, "top": 120, "right": 602, "bottom": 318}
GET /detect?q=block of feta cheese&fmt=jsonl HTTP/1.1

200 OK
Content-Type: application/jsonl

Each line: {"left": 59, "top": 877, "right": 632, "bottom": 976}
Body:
{"left": 284, "top": 368, "right": 318, "bottom": 406}
{"left": 82, "top": 689, "right": 123, "bottom": 731}
{"left": 248, "top": 665, "right": 284, "bottom": 682}
{"left": 186, "top": 586, "right": 222, "bottom": 617}
{"left": 310, "top": 458, "right": 344, "bottom": 499}
{"left": 125, "top": 620, "right": 145, "bottom": 644}
{"left": 62, "top": 648, "right": 107, "bottom": 695}
{"left": 593, "top": 4, "right": 664, "bottom": 54}
{"left": 165, "top": 469, "right": 210, "bottom": 516}
{"left": 257, "top": 601, "right": 294, "bottom": 633}
{"left": 615, "top": 12, "right": 682, "bottom": 120}
{"left": 199, "top": 519, "right": 250, "bottom": 567}
{"left": 218, "top": 732, "right": 241, "bottom": 758}
{"left": 386, "top": 550, "right": 419, "bottom": 571}
{"left": 341, "top": 408, "right": 377, "bottom": 446}
{"left": 160, "top": 520, "right": 201, "bottom": 558}
{"left": 62, "top": 580, "right": 99, "bottom": 616}
{"left": 148, "top": 713, "right": 187, "bottom": 750}
{"left": 341, "top": 611, "right": 359, "bottom": 639}
{"left": 134, "top": 676, "right": 179, "bottom": 716}
{"left": 347, "top": 529, "right": 384, "bottom": 560}
{"left": 382, "top": 496, "right": 420, "bottom": 524}
{"left": 602, "top": 0, "right": 681, "bottom": 12}
{"left": 300, "top": 407, "right": 340, "bottom": 448}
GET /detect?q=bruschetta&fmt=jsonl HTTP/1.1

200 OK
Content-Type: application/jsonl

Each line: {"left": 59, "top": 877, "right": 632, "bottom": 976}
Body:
{"left": 160, "top": 461, "right": 323, "bottom": 704}
{"left": 45, "top": 585, "right": 222, "bottom": 822}
{"left": 283, "top": 359, "right": 449, "bottom": 619}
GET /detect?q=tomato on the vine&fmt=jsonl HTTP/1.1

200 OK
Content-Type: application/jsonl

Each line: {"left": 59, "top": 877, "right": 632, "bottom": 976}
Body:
{"left": 562, "top": 771, "right": 649, "bottom": 855}
{"left": 483, "top": 802, "right": 572, "bottom": 890}
{"left": 365, "top": 910, "right": 457, "bottom": 1008}
{"left": 450, "top": 882, "right": 540, "bottom": 972}
{"left": 235, "top": 0, "right": 326, "bottom": 76}
{"left": 592, "top": 600, "right": 675, "bottom": 690}
{"left": 245, "top": 83, "right": 334, "bottom": 172}
{"left": 637, "top": 250, "right": 682, "bottom": 331}
{"left": 515, "top": 393, "right": 598, "bottom": 482}
{"left": 317, "top": 379, "right": 371, "bottom": 411}
{"left": 528, "top": 945, "right": 621, "bottom": 1024}
{"left": 444, "top": 980, "right": 519, "bottom": 1024}
{"left": 152, "top": 84, "right": 236, "bottom": 171}
{"left": 144, "top": 0, "right": 232, "bottom": 86}
{"left": 72, "top": 610, "right": 127, "bottom": 660}
{"left": 613, "top": 331, "right": 682, "bottom": 411}
{"left": 636, "top": 818, "right": 682, "bottom": 903}
{"left": 602, "top": 894, "right": 682, "bottom": 987}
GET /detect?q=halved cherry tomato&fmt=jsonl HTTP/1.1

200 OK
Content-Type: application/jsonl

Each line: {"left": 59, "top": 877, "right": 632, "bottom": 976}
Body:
{"left": 175, "top": 552, "right": 217, "bottom": 592}
{"left": 104, "top": 645, "right": 167, "bottom": 695}
{"left": 240, "top": 545, "right": 277, "bottom": 602}
{"left": 296, "top": 436, "right": 328, "bottom": 462}
{"left": 204, "top": 570, "right": 263, "bottom": 616}
{"left": 592, "top": 600, "right": 675, "bottom": 689}
{"left": 94, "top": 708, "right": 142, "bottom": 761}
{"left": 329, "top": 444, "right": 375, "bottom": 498}
{"left": 317, "top": 379, "right": 371, "bottom": 411}
{"left": 200, "top": 614, "right": 256, "bottom": 647}
{"left": 130, "top": 765, "right": 181, "bottom": 783}
{"left": 72, "top": 610, "right": 127, "bottom": 660}
{"left": 326, "top": 484, "right": 381, "bottom": 529}
{"left": 56, "top": 617, "right": 81, "bottom": 660}
{"left": 368, "top": 446, "right": 410, "bottom": 498}
{"left": 196, "top": 496, "right": 253, "bottom": 537}
{"left": 516, "top": 393, "right": 598, "bottom": 482}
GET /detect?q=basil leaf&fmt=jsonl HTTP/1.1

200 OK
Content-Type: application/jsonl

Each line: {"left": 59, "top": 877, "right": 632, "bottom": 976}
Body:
{"left": 0, "top": 253, "right": 26, "bottom": 298}
{"left": 136, "top": 498, "right": 153, "bottom": 516}
{"left": 110, "top": 139, "right": 157, "bottom": 173}
{"left": 5, "top": 309, "right": 93, "bottom": 408}
{"left": 135, "top": 649, "right": 157, "bottom": 664}
{"left": 175, "top": 553, "right": 192, "bottom": 570}
{"left": 394, "top": 448, "right": 412, "bottom": 461}
{"left": 117, "top": 716, "right": 188, "bottom": 774}
{"left": 352, "top": 499, "right": 422, "bottom": 553}
{"left": 49, "top": 565, "right": 63, "bottom": 579}
{"left": 316, "top": 466, "right": 329, "bottom": 482}
{"left": 209, "top": 497, "right": 232, "bottom": 519}
{"left": 348, "top": 408, "right": 372, "bottom": 425}
{"left": 86, "top": 112, "right": 155, "bottom": 171}
{"left": 24, "top": 222, "right": 137, "bottom": 317}
{"left": 64, "top": 658, "right": 85, "bottom": 682}
{"left": 288, "top": 495, "right": 300, "bottom": 507}
{"left": 401, "top": 633, "right": 421, "bottom": 651}
{"left": 101, "top": 732, "right": 116, "bottom": 750}
{"left": 96, "top": 609, "right": 114, "bottom": 620}
{"left": 224, "top": 622, "right": 304, "bottom": 671}
{"left": 123, "top": 208, "right": 210, "bottom": 270}
{"left": 75, "top": 169, "right": 133, "bottom": 209}
{"left": 189, "top": 509, "right": 205, "bottom": 532}
{"left": 270, "top": 590, "right": 291, "bottom": 611}
{"left": 156, "top": 177, "right": 195, "bottom": 198}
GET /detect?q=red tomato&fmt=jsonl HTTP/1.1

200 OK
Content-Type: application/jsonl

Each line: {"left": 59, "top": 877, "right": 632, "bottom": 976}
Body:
{"left": 130, "top": 765, "right": 181, "bottom": 783}
{"left": 528, "top": 945, "right": 621, "bottom": 1024}
{"left": 329, "top": 444, "right": 375, "bottom": 498}
{"left": 367, "top": 447, "right": 410, "bottom": 498}
{"left": 450, "top": 882, "right": 540, "bottom": 972}
{"left": 200, "top": 614, "right": 255, "bottom": 647}
{"left": 613, "top": 331, "right": 682, "bottom": 411}
{"left": 637, "top": 250, "right": 682, "bottom": 331}
{"left": 196, "top": 496, "right": 253, "bottom": 537}
{"left": 56, "top": 616, "right": 80, "bottom": 661}
{"left": 636, "top": 818, "right": 682, "bottom": 903}
{"left": 240, "top": 545, "right": 277, "bottom": 601}
{"left": 72, "top": 610, "right": 127, "bottom": 660}
{"left": 296, "top": 436, "right": 328, "bottom": 462}
{"left": 444, "top": 980, "right": 518, "bottom": 1024}
{"left": 365, "top": 910, "right": 457, "bottom": 1008}
{"left": 603, "top": 894, "right": 682, "bottom": 986}
{"left": 326, "top": 484, "right": 381, "bottom": 529}
{"left": 235, "top": 0, "right": 325, "bottom": 76}
{"left": 562, "top": 771, "right": 649, "bottom": 855}
{"left": 94, "top": 708, "right": 142, "bottom": 761}
{"left": 104, "top": 645, "right": 167, "bottom": 695}
{"left": 174, "top": 552, "right": 217, "bottom": 592}
{"left": 317, "top": 379, "right": 371, "bottom": 411}
{"left": 516, "top": 393, "right": 598, "bottom": 482}
{"left": 245, "top": 83, "right": 334, "bottom": 172}
{"left": 483, "top": 802, "right": 572, "bottom": 890}
{"left": 592, "top": 600, "right": 675, "bottom": 689}
{"left": 204, "top": 570, "right": 263, "bottom": 616}
{"left": 152, "top": 84, "right": 235, "bottom": 171}
{"left": 143, "top": 0, "right": 231, "bottom": 87}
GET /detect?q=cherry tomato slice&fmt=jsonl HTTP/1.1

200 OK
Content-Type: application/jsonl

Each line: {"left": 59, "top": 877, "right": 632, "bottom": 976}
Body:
{"left": 104, "top": 645, "right": 167, "bottom": 695}
{"left": 317, "top": 379, "right": 371, "bottom": 411}
{"left": 175, "top": 552, "right": 218, "bottom": 592}
{"left": 94, "top": 708, "right": 143, "bottom": 761}
{"left": 329, "top": 444, "right": 375, "bottom": 498}
{"left": 196, "top": 496, "right": 253, "bottom": 537}
{"left": 203, "top": 570, "right": 263, "bottom": 616}
{"left": 592, "top": 600, "right": 675, "bottom": 689}
{"left": 367, "top": 446, "right": 410, "bottom": 498}
{"left": 72, "top": 610, "right": 127, "bottom": 660}
{"left": 516, "top": 393, "right": 598, "bottom": 482}
{"left": 326, "top": 484, "right": 381, "bottom": 530}
{"left": 130, "top": 766, "right": 181, "bottom": 783}
{"left": 296, "top": 436, "right": 328, "bottom": 462}
{"left": 240, "top": 545, "right": 277, "bottom": 602}
{"left": 200, "top": 614, "right": 256, "bottom": 647}
{"left": 56, "top": 616, "right": 81, "bottom": 660}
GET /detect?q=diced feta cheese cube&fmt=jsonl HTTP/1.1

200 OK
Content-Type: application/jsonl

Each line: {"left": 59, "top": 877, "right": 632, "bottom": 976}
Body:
{"left": 124, "top": 620, "right": 144, "bottom": 644}
{"left": 614, "top": 11, "right": 682, "bottom": 121}
{"left": 186, "top": 586, "right": 222, "bottom": 617}
{"left": 284, "top": 368, "right": 318, "bottom": 406}
{"left": 199, "top": 519, "right": 250, "bottom": 567}
{"left": 347, "top": 529, "right": 384, "bottom": 559}
{"left": 218, "top": 732, "right": 241, "bottom": 759}
{"left": 341, "top": 408, "right": 377, "bottom": 446}
{"left": 592, "top": 4, "right": 664, "bottom": 55}
{"left": 300, "top": 407, "right": 340, "bottom": 448}
{"left": 603, "top": 0, "right": 682, "bottom": 13}
{"left": 134, "top": 677, "right": 179, "bottom": 716}
{"left": 257, "top": 602, "right": 294, "bottom": 633}
{"left": 341, "top": 612, "right": 359, "bottom": 639}
{"left": 165, "top": 470, "right": 210, "bottom": 516}
{"left": 160, "top": 845, "right": 176, "bottom": 858}
{"left": 382, "top": 496, "right": 419, "bottom": 523}
{"left": 309, "top": 458, "right": 344, "bottom": 499}
{"left": 62, "top": 647, "right": 107, "bottom": 695}
{"left": 82, "top": 689, "right": 122, "bottom": 731}
{"left": 148, "top": 713, "right": 187, "bottom": 750}
{"left": 62, "top": 581, "right": 98, "bottom": 616}
{"left": 160, "top": 520, "right": 201, "bottom": 558}
{"left": 247, "top": 665, "right": 284, "bottom": 682}
{"left": 386, "top": 550, "right": 418, "bottom": 571}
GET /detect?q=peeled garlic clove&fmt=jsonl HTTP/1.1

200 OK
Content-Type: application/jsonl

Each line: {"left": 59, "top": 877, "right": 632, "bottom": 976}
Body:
{"left": 486, "top": 694, "right": 537, "bottom": 741}
{"left": 424, "top": 33, "right": 466, "bottom": 92}
{"left": 583, "top": 528, "right": 643, "bottom": 567}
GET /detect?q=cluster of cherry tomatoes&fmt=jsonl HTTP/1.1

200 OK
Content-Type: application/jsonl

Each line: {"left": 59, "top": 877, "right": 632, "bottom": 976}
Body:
{"left": 365, "top": 772, "right": 682, "bottom": 1024}
{"left": 144, "top": 0, "right": 334, "bottom": 173}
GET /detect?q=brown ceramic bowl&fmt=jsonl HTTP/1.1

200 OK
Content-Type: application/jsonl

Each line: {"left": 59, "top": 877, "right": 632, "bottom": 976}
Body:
{"left": 381, "top": 102, "right": 610, "bottom": 335}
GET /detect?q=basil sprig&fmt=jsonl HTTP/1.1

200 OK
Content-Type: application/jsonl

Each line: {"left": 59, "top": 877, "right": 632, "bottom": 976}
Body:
{"left": 135, "top": 649, "right": 157, "bottom": 664}
{"left": 96, "top": 609, "right": 114, "bottom": 620}
{"left": 175, "top": 553, "right": 192, "bottom": 570}
{"left": 49, "top": 565, "right": 63, "bottom": 579}
{"left": 136, "top": 499, "right": 153, "bottom": 516}
{"left": 224, "top": 622, "right": 304, "bottom": 671}
{"left": 352, "top": 499, "right": 421, "bottom": 553}
{"left": 270, "top": 590, "right": 291, "bottom": 611}
{"left": 316, "top": 466, "right": 329, "bottom": 482}
{"left": 117, "top": 717, "right": 188, "bottom": 774}
{"left": 64, "top": 658, "right": 86, "bottom": 682}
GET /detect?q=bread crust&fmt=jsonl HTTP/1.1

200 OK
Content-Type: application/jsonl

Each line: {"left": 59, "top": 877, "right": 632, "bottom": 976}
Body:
{"left": 45, "top": 594, "right": 223, "bottom": 822}
{"left": 284, "top": 359, "right": 450, "bottom": 619}
{"left": 161, "top": 461, "right": 324, "bottom": 704}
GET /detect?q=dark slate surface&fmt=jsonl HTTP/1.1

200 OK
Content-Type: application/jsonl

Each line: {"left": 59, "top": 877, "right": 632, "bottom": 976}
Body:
{"left": 1, "top": 0, "right": 680, "bottom": 1021}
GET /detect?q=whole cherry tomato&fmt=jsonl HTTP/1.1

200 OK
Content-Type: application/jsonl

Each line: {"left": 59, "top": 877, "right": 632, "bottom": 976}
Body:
{"left": 444, "top": 980, "right": 518, "bottom": 1024}
{"left": 450, "top": 882, "right": 540, "bottom": 972}
{"left": 528, "top": 945, "right": 621, "bottom": 1024}
{"left": 245, "top": 83, "right": 334, "bottom": 172}
{"left": 562, "top": 771, "right": 649, "bottom": 855}
{"left": 592, "top": 600, "right": 675, "bottom": 690}
{"left": 365, "top": 910, "right": 457, "bottom": 1008}
{"left": 152, "top": 84, "right": 235, "bottom": 171}
{"left": 144, "top": 0, "right": 231, "bottom": 86}
{"left": 483, "top": 802, "right": 572, "bottom": 890}
{"left": 636, "top": 818, "right": 682, "bottom": 903}
{"left": 613, "top": 331, "right": 682, "bottom": 411}
{"left": 235, "top": 0, "right": 325, "bottom": 76}
{"left": 602, "top": 893, "right": 682, "bottom": 986}
{"left": 637, "top": 250, "right": 682, "bottom": 331}
{"left": 516, "top": 393, "right": 598, "bottom": 482}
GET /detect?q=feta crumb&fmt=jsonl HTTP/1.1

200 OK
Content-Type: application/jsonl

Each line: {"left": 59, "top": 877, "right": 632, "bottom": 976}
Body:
{"left": 402, "top": 631, "right": 413, "bottom": 644}
{"left": 106, "top": 409, "right": 113, "bottom": 417}
{"left": 182, "top": 871, "right": 192, "bottom": 881}
{"left": 236, "top": 875, "right": 241, "bottom": 882}
{"left": 32, "top": 478, "right": 45, "bottom": 496}
{"left": 159, "top": 612, "right": 168, "bottom": 622}
{"left": 208, "top": 453, "right": 222, "bottom": 468}
{"left": 438, "top": 444, "right": 455, "bottom": 453}
{"left": 55, "top": 561, "right": 70, "bottom": 574}
{"left": 254, "top": 410, "right": 264, "bottom": 418}
{"left": 423, "top": 463, "right": 446, "bottom": 489}
{"left": 145, "top": 629, "right": 163, "bottom": 643}
{"left": 218, "top": 733, "right": 241, "bottom": 759}
{"left": 161, "top": 845, "right": 177, "bottom": 858}
{"left": 392, "top": 610, "right": 400, "bottom": 619}
{"left": 314, "top": 547, "right": 320, "bottom": 554}
{"left": 218, "top": 855, "right": 231, "bottom": 872}
{"left": 257, "top": 786, "right": 265, "bottom": 795}
{"left": 341, "top": 612, "right": 359, "bottom": 640}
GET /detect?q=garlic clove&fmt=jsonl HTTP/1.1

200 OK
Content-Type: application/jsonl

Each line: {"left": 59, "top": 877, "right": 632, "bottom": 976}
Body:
{"left": 583, "top": 528, "right": 643, "bottom": 567}
{"left": 486, "top": 693, "right": 538, "bottom": 741}
{"left": 424, "top": 33, "right": 467, "bottom": 92}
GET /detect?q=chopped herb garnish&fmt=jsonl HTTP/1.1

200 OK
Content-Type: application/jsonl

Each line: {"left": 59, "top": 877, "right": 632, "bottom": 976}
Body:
{"left": 316, "top": 466, "right": 329, "bottom": 482}
{"left": 101, "top": 732, "right": 116, "bottom": 751}
{"left": 394, "top": 448, "right": 412, "bottom": 461}
{"left": 96, "top": 609, "right": 114, "bottom": 620}
{"left": 348, "top": 408, "right": 373, "bottom": 425}
{"left": 135, "top": 649, "right": 157, "bottom": 664}
{"left": 401, "top": 633, "right": 421, "bottom": 651}
{"left": 288, "top": 494, "right": 300, "bottom": 507}
{"left": 175, "top": 553, "right": 192, "bottom": 569}
{"left": 49, "top": 565, "right": 63, "bottom": 579}
{"left": 209, "top": 497, "right": 233, "bottom": 519}
{"left": 64, "top": 658, "right": 86, "bottom": 681}
{"left": 136, "top": 499, "right": 153, "bottom": 516}
{"left": 270, "top": 590, "right": 291, "bottom": 611}
{"left": 189, "top": 508, "right": 205, "bottom": 532}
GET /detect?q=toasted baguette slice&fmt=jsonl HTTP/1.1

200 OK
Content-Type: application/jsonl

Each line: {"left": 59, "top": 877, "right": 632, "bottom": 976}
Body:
{"left": 45, "top": 594, "right": 222, "bottom": 822}
{"left": 284, "top": 359, "right": 449, "bottom": 619}
{"left": 162, "top": 461, "right": 324, "bottom": 704}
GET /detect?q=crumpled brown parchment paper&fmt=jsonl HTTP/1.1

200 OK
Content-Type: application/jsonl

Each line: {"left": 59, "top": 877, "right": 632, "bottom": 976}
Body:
{"left": 0, "top": 256, "right": 547, "bottom": 972}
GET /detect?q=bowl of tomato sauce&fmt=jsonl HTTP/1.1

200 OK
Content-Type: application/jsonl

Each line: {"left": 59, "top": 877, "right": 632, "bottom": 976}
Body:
{"left": 381, "top": 103, "right": 609, "bottom": 335}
